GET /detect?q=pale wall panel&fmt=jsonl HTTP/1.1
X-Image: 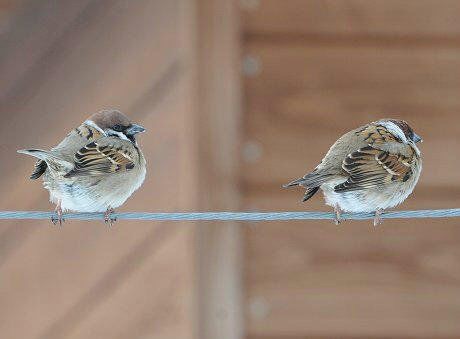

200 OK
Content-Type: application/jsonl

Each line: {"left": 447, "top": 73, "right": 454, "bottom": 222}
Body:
{"left": 243, "top": 43, "right": 460, "bottom": 197}
{"left": 0, "top": 1, "right": 197, "bottom": 339}
{"left": 243, "top": 0, "right": 460, "bottom": 37}
{"left": 242, "top": 2, "right": 460, "bottom": 339}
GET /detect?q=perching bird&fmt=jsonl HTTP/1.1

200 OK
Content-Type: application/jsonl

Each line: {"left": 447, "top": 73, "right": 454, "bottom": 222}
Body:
{"left": 284, "top": 119, "right": 422, "bottom": 226}
{"left": 18, "top": 109, "right": 146, "bottom": 225}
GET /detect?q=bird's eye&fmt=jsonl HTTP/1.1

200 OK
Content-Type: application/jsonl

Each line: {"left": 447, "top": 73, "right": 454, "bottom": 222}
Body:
{"left": 113, "top": 124, "right": 124, "bottom": 132}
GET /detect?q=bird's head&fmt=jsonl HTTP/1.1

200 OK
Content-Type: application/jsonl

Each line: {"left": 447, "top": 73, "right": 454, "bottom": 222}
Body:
{"left": 86, "top": 109, "right": 145, "bottom": 144}
{"left": 376, "top": 118, "right": 422, "bottom": 144}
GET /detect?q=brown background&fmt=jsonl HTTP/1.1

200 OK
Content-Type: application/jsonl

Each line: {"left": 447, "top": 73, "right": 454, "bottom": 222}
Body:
{"left": 1, "top": 1, "right": 459, "bottom": 338}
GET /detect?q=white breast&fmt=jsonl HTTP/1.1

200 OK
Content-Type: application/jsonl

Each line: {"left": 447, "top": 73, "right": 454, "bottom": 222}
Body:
{"left": 321, "top": 160, "right": 422, "bottom": 213}
{"left": 46, "top": 161, "right": 146, "bottom": 213}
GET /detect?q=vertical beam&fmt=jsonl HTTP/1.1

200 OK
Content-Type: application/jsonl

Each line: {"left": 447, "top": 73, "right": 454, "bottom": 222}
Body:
{"left": 195, "top": 0, "right": 244, "bottom": 338}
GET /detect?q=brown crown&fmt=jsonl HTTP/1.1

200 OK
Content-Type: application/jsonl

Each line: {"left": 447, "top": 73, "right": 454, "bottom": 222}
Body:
{"left": 88, "top": 109, "right": 131, "bottom": 130}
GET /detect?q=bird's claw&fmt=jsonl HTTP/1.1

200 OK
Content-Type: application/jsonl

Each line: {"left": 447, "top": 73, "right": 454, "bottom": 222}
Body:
{"left": 51, "top": 203, "right": 65, "bottom": 226}
{"left": 374, "top": 209, "right": 384, "bottom": 227}
{"left": 334, "top": 204, "right": 342, "bottom": 225}
{"left": 51, "top": 214, "right": 65, "bottom": 226}
{"left": 104, "top": 208, "right": 117, "bottom": 227}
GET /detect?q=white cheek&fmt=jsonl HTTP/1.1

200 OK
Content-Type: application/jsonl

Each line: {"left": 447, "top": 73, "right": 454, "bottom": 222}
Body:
{"left": 107, "top": 130, "right": 129, "bottom": 141}
{"left": 84, "top": 120, "right": 106, "bottom": 135}
{"left": 379, "top": 121, "right": 408, "bottom": 144}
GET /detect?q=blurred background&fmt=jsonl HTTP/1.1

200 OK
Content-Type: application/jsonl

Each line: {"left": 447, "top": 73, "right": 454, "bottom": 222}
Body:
{"left": 1, "top": 0, "right": 460, "bottom": 338}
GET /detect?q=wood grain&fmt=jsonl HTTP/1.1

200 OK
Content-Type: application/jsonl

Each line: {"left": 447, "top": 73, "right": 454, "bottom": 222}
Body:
{"left": 0, "top": 1, "right": 196, "bottom": 338}
{"left": 242, "top": 2, "right": 460, "bottom": 338}
{"left": 245, "top": 219, "right": 460, "bottom": 338}
{"left": 243, "top": 0, "right": 460, "bottom": 38}
{"left": 242, "top": 42, "right": 460, "bottom": 192}
{"left": 195, "top": 0, "right": 244, "bottom": 338}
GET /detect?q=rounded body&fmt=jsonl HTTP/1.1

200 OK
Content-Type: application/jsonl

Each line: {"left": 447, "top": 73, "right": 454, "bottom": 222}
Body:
{"left": 18, "top": 110, "right": 147, "bottom": 214}
{"left": 317, "top": 124, "right": 423, "bottom": 213}
{"left": 321, "top": 160, "right": 421, "bottom": 212}
{"left": 43, "top": 152, "right": 146, "bottom": 212}
{"left": 284, "top": 120, "right": 424, "bottom": 214}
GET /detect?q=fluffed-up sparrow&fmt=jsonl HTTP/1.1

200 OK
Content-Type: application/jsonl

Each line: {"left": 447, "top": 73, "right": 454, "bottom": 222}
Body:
{"left": 18, "top": 109, "right": 146, "bottom": 225}
{"left": 284, "top": 119, "right": 422, "bottom": 226}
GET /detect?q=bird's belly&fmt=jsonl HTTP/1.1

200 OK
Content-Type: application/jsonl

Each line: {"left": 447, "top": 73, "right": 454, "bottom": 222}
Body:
{"left": 60, "top": 186, "right": 129, "bottom": 212}
{"left": 46, "top": 167, "right": 146, "bottom": 212}
{"left": 321, "top": 180, "right": 417, "bottom": 213}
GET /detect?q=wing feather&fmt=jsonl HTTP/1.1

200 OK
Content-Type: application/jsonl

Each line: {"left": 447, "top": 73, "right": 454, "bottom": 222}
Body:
{"left": 64, "top": 141, "right": 135, "bottom": 178}
{"left": 334, "top": 146, "right": 413, "bottom": 192}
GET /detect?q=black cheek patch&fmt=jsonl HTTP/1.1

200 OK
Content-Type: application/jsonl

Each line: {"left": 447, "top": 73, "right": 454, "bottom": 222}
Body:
{"left": 127, "top": 134, "right": 136, "bottom": 143}
{"left": 402, "top": 170, "right": 412, "bottom": 182}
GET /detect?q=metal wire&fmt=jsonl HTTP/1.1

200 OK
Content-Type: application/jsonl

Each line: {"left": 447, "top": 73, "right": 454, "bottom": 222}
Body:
{"left": 0, "top": 209, "right": 459, "bottom": 222}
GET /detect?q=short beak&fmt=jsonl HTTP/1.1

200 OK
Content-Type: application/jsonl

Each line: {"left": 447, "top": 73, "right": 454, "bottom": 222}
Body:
{"left": 413, "top": 133, "right": 423, "bottom": 143}
{"left": 126, "top": 123, "right": 146, "bottom": 135}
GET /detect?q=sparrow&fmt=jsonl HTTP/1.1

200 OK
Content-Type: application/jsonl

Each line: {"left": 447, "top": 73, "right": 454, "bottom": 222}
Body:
{"left": 284, "top": 119, "right": 422, "bottom": 226}
{"left": 18, "top": 109, "right": 146, "bottom": 225}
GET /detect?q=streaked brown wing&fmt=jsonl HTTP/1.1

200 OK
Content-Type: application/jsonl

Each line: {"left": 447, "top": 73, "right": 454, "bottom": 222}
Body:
{"left": 64, "top": 141, "right": 135, "bottom": 178}
{"left": 30, "top": 160, "right": 47, "bottom": 180}
{"left": 355, "top": 124, "right": 398, "bottom": 144}
{"left": 334, "top": 146, "right": 412, "bottom": 192}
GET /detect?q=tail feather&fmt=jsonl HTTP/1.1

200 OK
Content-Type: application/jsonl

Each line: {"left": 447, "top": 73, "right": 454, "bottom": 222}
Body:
{"left": 30, "top": 160, "right": 48, "bottom": 180}
{"left": 284, "top": 170, "right": 333, "bottom": 203}
{"left": 302, "top": 186, "right": 320, "bottom": 202}
{"left": 17, "top": 149, "right": 73, "bottom": 173}
{"left": 283, "top": 177, "right": 307, "bottom": 188}
{"left": 283, "top": 171, "right": 332, "bottom": 189}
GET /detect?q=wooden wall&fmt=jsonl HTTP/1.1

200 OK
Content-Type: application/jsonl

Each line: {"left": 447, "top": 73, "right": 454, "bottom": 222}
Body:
{"left": 241, "top": 1, "right": 460, "bottom": 338}
{"left": 196, "top": 0, "right": 244, "bottom": 338}
{"left": 0, "top": 1, "right": 244, "bottom": 339}
{"left": 3, "top": 1, "right": 460, "bottom": 339}
{"left": 0, "top": 1, "right": 198, "bottom": 338}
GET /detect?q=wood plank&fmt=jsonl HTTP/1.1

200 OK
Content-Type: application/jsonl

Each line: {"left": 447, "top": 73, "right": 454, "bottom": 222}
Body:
{"left": 0, "top": 81, "right": 195, "bottom": 339}
{"left": 246, "top": 218, "right": 460, "bottom": 338}
{"left": 243, "top": 18, "right": 460, "bottom": 339}
{"left": 0, "top": 0, "right": 28, "bottom": 34}
{"left": 0, "top": 0, "right": 182, "bottom": 210}
{"left": 242, "top": 43, "right": 460, "bottom": 194}
{"left": 0, "top": 1, "right": 197, "bottom": 339}
{"left": 0, "top": 0, "right": 93, "bottom": 99}
{"left": 64, "top": 228, "right": 194, "bottom": 339}
{"left": 248, "top": 336, "right": 460, "bottom": 339}
{"left": 195, "top": 0, "right": 244, "bottom": 339}
{"left": 243, "top": 0, "right": 460, "bottom": 38}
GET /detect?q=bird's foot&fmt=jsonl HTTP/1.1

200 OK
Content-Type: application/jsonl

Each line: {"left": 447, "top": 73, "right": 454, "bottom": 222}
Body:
{"left": 51, "top": 202, "right": 65, "bottom": 226}
{"left": 104, "top": 207, "right": 117, "bottom": 227}
{"left": 334, "top": 204, "right": 342, "bottom": 225}
{"left": 374, "top": 208, "right": 384, "bottom": 227}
